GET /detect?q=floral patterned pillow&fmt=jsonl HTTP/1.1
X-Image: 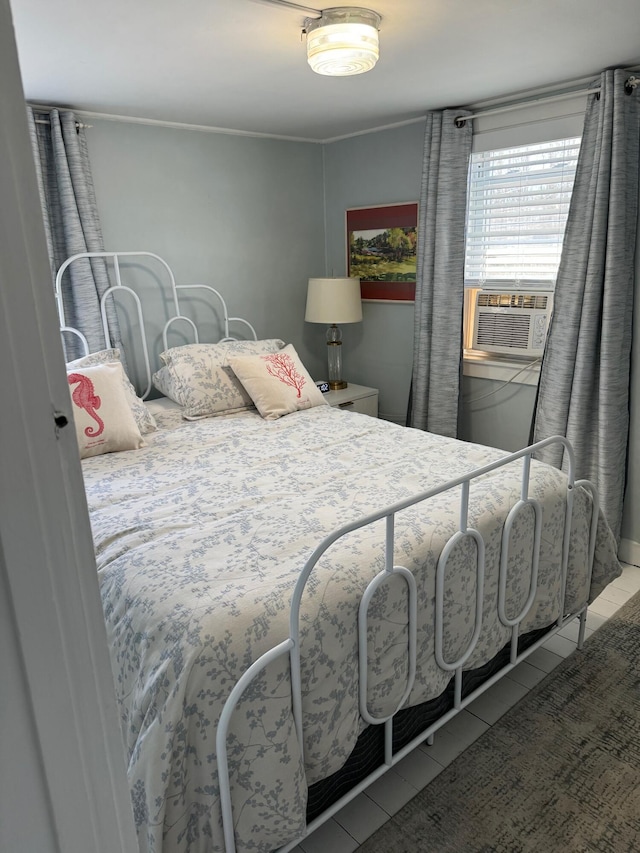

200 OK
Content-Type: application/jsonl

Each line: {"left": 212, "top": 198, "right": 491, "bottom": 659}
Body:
{"left": 66, "top": 348, "right": 157, "bottom": 435}
{"left": 67, "top": 362, "right": 145, "bottom": 458}
{"left": 228, "top": 344, "right": 327, "bottom": 420}
{"left": 152, "top": 339, "right": 285, "bottom": 420}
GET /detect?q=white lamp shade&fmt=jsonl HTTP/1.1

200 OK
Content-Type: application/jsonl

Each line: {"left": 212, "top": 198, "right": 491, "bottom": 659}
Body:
{"left": 305, "top": 277, "right": 363, "bottom": 324}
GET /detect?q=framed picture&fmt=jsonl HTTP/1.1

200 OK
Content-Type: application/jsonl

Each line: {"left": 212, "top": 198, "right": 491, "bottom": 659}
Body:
{"left": 346, "top": 202, "right": 418, "bottom": 302}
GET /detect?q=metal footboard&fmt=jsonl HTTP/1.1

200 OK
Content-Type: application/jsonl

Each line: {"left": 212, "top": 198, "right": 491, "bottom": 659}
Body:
{"left": 216, "top": 435, "right": 600, "bottom": 853}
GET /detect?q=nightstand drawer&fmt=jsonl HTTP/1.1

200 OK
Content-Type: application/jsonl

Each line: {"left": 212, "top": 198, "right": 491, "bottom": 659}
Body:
{"left": 337, "top": 395, "right": 378, "bottom": 417}
{"left": 325, "top": 384, "right": 379, "bottom": 418}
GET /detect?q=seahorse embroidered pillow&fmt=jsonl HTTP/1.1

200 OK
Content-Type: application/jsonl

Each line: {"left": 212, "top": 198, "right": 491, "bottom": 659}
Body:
{"left": 66, "top": 348, "right": 157, "bottom": 435}
{"left": 228, "top": 344, "right": 327, "bottom": 420}
{"left": 67, "top": 362, "right": 145, "bottom": 458}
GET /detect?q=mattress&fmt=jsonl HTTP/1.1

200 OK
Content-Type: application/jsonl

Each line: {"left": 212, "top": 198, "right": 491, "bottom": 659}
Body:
{"left": 83, "top": 404, "right": 621, "bottom": 853}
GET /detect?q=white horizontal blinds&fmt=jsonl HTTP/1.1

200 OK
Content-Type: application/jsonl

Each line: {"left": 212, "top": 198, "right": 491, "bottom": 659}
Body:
{"left": 464, "top": 137, "right": 581, "bottom": 288}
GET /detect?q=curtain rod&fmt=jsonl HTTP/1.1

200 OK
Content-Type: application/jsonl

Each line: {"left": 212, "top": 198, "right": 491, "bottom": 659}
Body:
{"left": 455, "top": 75, "right": 639, "bottom": 127}
{"left": 34, "top": 118, "right": 92, "bottom": 129}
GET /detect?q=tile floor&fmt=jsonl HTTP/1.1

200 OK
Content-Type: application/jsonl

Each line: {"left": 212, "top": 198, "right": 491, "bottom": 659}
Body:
{"left": 290, "top": 562, "right": 640, "bottom": 853}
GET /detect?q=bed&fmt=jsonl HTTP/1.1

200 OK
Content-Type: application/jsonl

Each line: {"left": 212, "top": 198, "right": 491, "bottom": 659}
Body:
{"left": 57, "top": 252, "right": 621, "bottom": 853}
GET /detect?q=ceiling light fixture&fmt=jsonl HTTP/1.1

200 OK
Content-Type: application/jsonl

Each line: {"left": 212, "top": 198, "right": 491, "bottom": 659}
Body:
{"left": 303, "top": 7, "right": 381, "bottom": 77}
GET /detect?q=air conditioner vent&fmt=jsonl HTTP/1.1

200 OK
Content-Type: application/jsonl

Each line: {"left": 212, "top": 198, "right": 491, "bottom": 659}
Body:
{"left": 477, "top": 292, "right": 550, "bottom": 310}
{"left": 471, "top": 290, "right": 553, "bottom": 357}
{"left": 476, "top": 313, "right": 531, "bottom": 349}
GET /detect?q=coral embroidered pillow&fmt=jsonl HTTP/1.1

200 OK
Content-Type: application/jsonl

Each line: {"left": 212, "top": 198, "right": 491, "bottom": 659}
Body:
{"left": 67, "top": 362, "right": 145, "bottom": 459}
{"left": 228, "top": 344, "right": 327, "bottom": 420}
{"left": 152, "top": 339, "right": 285, "bottom": 419}
{"left": 66, "top": 348, "right": 157, "bottom": 435}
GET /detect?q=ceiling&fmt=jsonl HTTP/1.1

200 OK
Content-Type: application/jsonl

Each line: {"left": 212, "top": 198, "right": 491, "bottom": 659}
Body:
{"left": 10, "top": 0, "right": 640, "bottom": 142}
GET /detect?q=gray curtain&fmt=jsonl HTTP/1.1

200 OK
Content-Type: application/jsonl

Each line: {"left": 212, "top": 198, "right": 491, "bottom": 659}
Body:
{"left": 407, "top": 109, "right": 473, "bottom": 436}
{"left": 27, "top": 106, "right": 124, "bottom": 361}
{"left": 532, "top": 70, "right": 640, "bottom": 542}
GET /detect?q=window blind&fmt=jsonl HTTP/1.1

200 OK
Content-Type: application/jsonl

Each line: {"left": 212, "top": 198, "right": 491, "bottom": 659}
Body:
{"left": 464, "top": 137, "right": 581, "bottom": 289}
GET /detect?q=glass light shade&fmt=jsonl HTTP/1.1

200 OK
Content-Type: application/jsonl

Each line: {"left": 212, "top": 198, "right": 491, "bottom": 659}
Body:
{"left": 305, "top": 8, "right": 381, "bottom": 77}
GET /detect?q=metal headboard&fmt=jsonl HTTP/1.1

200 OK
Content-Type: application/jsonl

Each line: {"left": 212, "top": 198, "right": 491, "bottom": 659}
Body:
{"left": 55, "top": 251, "right": 258, "bottom": 399}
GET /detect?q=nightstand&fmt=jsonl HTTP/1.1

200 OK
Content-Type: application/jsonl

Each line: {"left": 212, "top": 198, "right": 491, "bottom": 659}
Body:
{"left": 324, "top": 383, "right": 378, "bottom": 417}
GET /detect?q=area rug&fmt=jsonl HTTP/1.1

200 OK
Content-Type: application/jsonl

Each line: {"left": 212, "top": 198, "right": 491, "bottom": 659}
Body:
{"left": 358, "top": 590, "right": 640, "bottom": 853}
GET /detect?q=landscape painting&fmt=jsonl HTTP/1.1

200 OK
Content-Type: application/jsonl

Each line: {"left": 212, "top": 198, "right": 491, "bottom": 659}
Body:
{"left": 346, "top": 202, "right": 418, "bottom": 301}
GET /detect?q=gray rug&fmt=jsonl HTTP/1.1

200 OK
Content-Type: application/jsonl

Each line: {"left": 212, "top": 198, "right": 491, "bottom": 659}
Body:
{"left": 359, "top": 591, "right": 640, "bottom": 853}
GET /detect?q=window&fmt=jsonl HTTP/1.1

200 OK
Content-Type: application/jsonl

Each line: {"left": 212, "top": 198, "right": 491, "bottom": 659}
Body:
{"left": 463, "top": 137, "right": 580, "bottom": 358}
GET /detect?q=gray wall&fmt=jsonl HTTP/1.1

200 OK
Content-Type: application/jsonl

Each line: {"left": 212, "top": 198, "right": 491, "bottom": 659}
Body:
{"left": 323, "top": 121, "right": 639, "bottom": 545}
{"left": 460, "top": 377, "right": 537, "bottom": 451}
{"left": 86, "top": 119, "right": 327, "bottom": 384}
{"left": 322, "top": 122, "right": 423, "bottom": 422}
{"left": 83, "top": 115, "right": 638, "bottom": 546}
{"left": 85, "top": 117, "right": 539, "bottom": 440}
{"left": 322, "top": 121, "right": 536, "bottom": 445}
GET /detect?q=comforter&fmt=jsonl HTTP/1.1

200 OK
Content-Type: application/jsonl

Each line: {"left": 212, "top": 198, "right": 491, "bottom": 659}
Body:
{"left": 83, "top": 404, "right": 621, "bottom": 852}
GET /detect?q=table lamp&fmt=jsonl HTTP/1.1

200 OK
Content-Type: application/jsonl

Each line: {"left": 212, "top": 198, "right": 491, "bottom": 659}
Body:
{"left": 305, "top": 277, "right": 362, "bottom": 390}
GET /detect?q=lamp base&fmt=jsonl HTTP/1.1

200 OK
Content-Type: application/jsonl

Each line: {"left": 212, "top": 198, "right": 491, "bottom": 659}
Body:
{"left": 327, "top": 324, "right": 347, "bottom": 390}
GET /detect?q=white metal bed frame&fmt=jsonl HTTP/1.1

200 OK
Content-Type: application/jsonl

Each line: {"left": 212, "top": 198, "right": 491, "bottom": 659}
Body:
{"left": 220, "top": 439, "right": 598, "bottom": 853}
{"left": 57, "top": 251, "right": 600, "bottom": 853}
{"left": 55, "top": 250, "right": 258, "bottom": 397}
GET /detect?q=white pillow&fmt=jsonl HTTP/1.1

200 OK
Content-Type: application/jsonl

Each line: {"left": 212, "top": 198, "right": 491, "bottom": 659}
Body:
{"left": 66, "top": 348, "right": 157, "bottom": 435}
{"left": 152, "top": 339, "right": 285, "bottom": 419}
{"left": 228, "top": 344, "right": 327, "bottom": 420}
{"left": 67, "top": 362, "right": 145, "bottom": 459}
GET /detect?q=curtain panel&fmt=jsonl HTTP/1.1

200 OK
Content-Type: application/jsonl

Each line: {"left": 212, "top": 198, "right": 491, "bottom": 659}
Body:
{"left": 532, "top": 70, "right": 640, "bottom": 542}
{"left": 408, "top": 109, "right": 472, "bottom": 437}
{"left": 27, "top": 107, "right": 124, "bottom": 360}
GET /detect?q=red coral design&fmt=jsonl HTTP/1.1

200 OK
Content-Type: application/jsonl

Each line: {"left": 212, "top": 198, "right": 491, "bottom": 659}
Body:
{"left": 261, "top": 353, "right": 306, "bottom": 398}
{"left": 68, "top": 373, "right": 104, "bottom": 437}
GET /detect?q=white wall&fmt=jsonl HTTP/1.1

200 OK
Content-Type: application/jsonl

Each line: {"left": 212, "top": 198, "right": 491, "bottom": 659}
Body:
{"left": 0, "top": 565, "right": 59, "bottom": 853}
{"left": 1, "top": 0, "right": 138, "bottom": 848}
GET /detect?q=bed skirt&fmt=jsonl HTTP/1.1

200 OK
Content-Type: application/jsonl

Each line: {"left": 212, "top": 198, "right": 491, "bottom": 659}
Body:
{"left": 306, "top": 624, "right": 548, "bottom": 822}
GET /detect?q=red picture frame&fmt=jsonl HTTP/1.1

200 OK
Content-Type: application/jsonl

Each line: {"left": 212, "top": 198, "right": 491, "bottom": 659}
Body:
{"left": 346, "top": 202, "right": 418, "bottom": 301}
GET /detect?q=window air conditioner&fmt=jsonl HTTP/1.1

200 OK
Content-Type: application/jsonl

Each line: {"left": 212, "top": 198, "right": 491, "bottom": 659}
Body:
{"left": 471, "top": 291, "right": 554, "bottom": 357}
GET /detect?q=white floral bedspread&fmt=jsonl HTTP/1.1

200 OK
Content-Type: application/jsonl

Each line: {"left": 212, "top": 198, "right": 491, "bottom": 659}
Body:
{"left": 83, "top": 406, "right": 621, "bottom": 853}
